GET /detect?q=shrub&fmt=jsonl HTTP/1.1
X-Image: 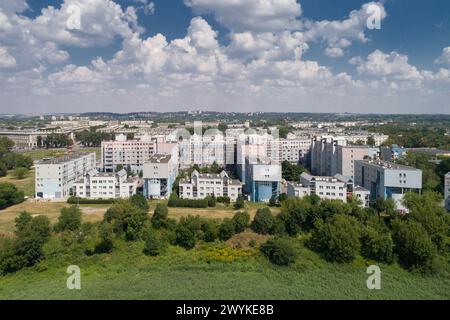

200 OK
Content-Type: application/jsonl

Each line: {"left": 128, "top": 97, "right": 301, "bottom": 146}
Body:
{"left": 95, "top": 222, "right": 114, "bottom": 254}
{"left": 309, "top": 215, "right": 362, "bottom": 263}
{"left": 14, "top": 211, "right": 32, "bottom": 234}
{"left": 206, "top": 195, "right": 217, "bottom": 207}
{"left": 67, "top": 196, "right": 115, "bottom": 205}
{"left": 0, "top": 160, "right": 7, "bottom": 177}
{"left": 175, "top": 224, "right": 196, "bottom": 249}
{"left": 54, "top": 205, "right": 82, "bottom": 232}
{"left": 218, "top": 218, "right": 236, "bottom": 241}
{"left": 392, "top": 220, "right": 437, "bottom": 272}
{"left": 13, "top": 167, "right": 29, "bottom": 180}
{"left": 260, "top": 238, "right": 296, "bottom": 266}
{"left": 0, "top": 182, "right": 24, "bottom": 209}
{"left": 361, "top": 227, "right": 394, "bottom": 263}
{"left": 251, "top": 207, "right": 275, "bottom": 235}
{"left": 103, "top": 200, "right": 148, "bottom": 237}
{"left": 234, "top": 196, "right": 245, "bottom": 210}
{"left": 143, "top": 228, "right": 165, "bottom": 256}
{"left": 130, "top": 193, "right": 149, "bottom": 211}
{"left": 232, "top": 211, "right": 250, "bottom": 233}
{"left": 151, "top": 204, "right": 169, "bottom": 229}
{"left": 269, "top": 196, "right": 277, "bottom": 207}
{"left": 168, "top": 195, "right": 208, "bottom": 208}
{"left": 217, "top": 196, "right": 231, "bottom": 205}
{"left": 202, "top": 221, "right": 219, "bottom": 242}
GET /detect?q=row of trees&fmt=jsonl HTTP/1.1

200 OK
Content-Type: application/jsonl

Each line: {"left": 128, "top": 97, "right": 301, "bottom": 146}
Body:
{"left": 75, "top": 130, "right": 114, "bottom": 147}
{"left": 0, "top": 137, "right": 33, "bottom": 179}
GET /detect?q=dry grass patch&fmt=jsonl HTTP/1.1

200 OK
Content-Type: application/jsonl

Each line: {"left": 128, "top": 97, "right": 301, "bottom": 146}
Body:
{"left": 226, "top": 230, "right": 271, "bottom": 248}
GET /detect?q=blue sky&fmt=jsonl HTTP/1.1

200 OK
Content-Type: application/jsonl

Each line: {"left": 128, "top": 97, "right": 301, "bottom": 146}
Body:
{"left": 0, "top": 0, "right": 449, "bottom": 114}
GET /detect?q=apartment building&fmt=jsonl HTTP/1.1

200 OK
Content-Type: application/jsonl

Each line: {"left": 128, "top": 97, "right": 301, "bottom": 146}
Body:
{"left": 242, "top": 156, "right": 282, "bottom": 202}
{"left": 279, "top": 138, "right": 311, "bottom": 164}
{"left": 0, "top": 130, "right": 47, "bottom": 150}
{"left": 286, "top": 172, "right": 370, "bottom": 207}
{"left": 35, "top": 152, "right": 96, "bottom": 199}
{"left": 73, "top": 169, "right": 139, "bottom": 199}
{"left": 310, "top": 136, "right": 372, "bottom": 179}
{"left": 354, "top": 160, "right": 422, "bottom": 211}
{"left": 101, "top": 134, "right": 157, "bottom": 172}
{"left": 178, "top": 133, "right": 226, "bottom": 168}
{"left": 445, "top": 173, "right": 450, "bottom": 211}
{"left": 143, "top": 154, "right": 179, "bottom": 199}
{"left": 179, "top": 170, "right": 242, "bottom": 202}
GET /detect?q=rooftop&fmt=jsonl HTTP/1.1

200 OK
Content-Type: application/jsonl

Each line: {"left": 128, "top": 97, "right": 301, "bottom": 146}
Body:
{"left": 36, "top": 152, "right": 95, "bottom": 165}
{"left": 357, "top": 159, "right": 419, "bottom": 171}
{"left": 148, "top": 154, "right": 172, "bottom": 164}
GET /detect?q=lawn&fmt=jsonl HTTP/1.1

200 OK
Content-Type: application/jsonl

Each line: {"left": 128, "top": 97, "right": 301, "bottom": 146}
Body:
{"left": 0, "top": 168, "right": 35, "bottom": 197}
{"left": 0, "top": 238, "right": 448, "bottom": 300}
{"left": 19, "top": 147, "right": 101, "bottom": 161}
{"left": 0, "top": 201, "right": 109, "bottom": 237}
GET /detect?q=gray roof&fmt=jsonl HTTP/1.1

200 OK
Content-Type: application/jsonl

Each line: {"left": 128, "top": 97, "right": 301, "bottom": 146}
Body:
{"left": 148, "top": 154, "right": 172, "bottom": 163}
{"left": 36, "top": 152, "right": 95, "bottom": 165}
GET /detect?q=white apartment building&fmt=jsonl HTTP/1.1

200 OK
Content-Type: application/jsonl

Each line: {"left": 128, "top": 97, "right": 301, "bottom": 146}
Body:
{"left": 143, "top": 154, "right": 179, "bottom": 199}
{"left": 287, "top": 172, "right": 370, "bottom": 207}
{"left": 101, "top": 134, "right": 157, "bottom": 172}
{"left": 178, "top": 133, "right": 226, "bottom": 168}
{"left": 444, "top": 173, "right": 450, "bottom": 211}
{"left": 280, "top": 138, "right": 311, "bottom": 164}
{"left": 35, "top": 152, "right": 96, "bottom": 199}
{"left": 73, "top": 169, "right": 139, "bottom": 199}
{"left": 179, "top": 170, "right": 243, "bottom": 201}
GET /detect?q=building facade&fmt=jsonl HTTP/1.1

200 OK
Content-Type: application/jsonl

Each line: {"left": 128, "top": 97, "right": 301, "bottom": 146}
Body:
{"left": 354, "top": 160, "right": 422, "bottom": 211}
{"left": 242, "top": 156, "right": 281, "bottom": 202}
{"left": 143, "top": 154, "right": 179, "bottom": 199}
{"left": 73, "top": 169, "right": 139, "bottom": 199}
{"left": 35, "top": 152, "right": 96, "bottom": 199}
{"left": 179, "top": 170, "right": 242, "bottom": 201}
{"left": 101, "top": 134, "right": 157, "bottom": 172}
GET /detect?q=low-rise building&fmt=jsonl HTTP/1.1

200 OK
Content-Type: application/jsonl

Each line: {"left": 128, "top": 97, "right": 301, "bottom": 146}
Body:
{"left": 35, "top": 152, "right": 96, "bottom": 199}
{"left": 143, "top": 154, "right": 179, "bottom": 199}
{"left": 179, "top": 170, "right": 242, "bottom": 201}
{"left": 300, "top": 172, "right": 347, "bottom": 203}
{"left": 73, "top": 169, "right": 139, "bottom": 199}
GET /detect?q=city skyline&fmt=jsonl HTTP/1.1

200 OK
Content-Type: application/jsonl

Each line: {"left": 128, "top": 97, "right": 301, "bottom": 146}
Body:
{"left": 0, "top": 0, "right": 450, "bottom": 114}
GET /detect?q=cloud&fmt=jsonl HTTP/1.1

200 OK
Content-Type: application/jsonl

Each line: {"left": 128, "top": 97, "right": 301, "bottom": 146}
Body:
{"left": 184, "top": 0, "right": 302, "bottom": 32}
{"left": 435, "top": 46, "right": 450, "bottom": 66}
{"left": 0, "top": 46, "right": 16, "bottom": 68}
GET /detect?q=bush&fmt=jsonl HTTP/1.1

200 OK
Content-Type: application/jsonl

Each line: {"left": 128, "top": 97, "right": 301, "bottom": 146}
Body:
{"left": 260, "top": 238, "right": 296, "bottom": 266}
{"left": 251, "top": 207, "right": 275, "bottom": 235}
{"left": 175, "top": 224, "right": 196, "bottom": 249}
{"left": 218, "top": 218, "right": 236, "bottom": 241}
{"left": 143, "top": 228, "right": 165, "bottom": 256}
{"left": 269, "top": 196, "right": 277, "bottom": 207}
{"left": 103, "top": 200, "right": 148, "bottom": 237}
{"left": 232, "top": 211, "right": 250, "bottom": 233}
{"left": 0, "top": 182, "right": 24, "bottom": 209}
{"left": 202, "top": 220, "right": 219, "bottom": 242}
{"left": 54, "top": 205, "right": 82, "bottom": 232}
{"left": 217, "top": 196, "right": 231, "bottom": 205}
{"left": 234, "top": 196, "right": 245, "bottom": 210}
{"left": 0, "top": 160, "right": 8, "bottom": 177}
{"left": 168, "top": 195, "right": 208, "bottom": 208}
{"left": 130, "top": 193, "right": 149, "bottom": 211}
{"left": 67, "top": 196, "right": 115, "bottom": 205}
{"left": 392, "top": 220, "right": 437, "bottom": 272}
{"left": 206, "top": 195, "right": 217, "bottom": 207}
{"left": 13, "top": 167, "right": 29, "bottom": 180}
{"left": 309, "top": 215, "right": 362, "bottom": 263}
{"left": 361, "top": 227, "right": 394, "bottom": 263}
{"left": 95, "top": 222, "right": 114, "bottom": 253}
{"left": 14, "top": 211, "right": 32, "bottom": 234}
{"left": 151, "top": 204, "right": 169, "bottom": 229}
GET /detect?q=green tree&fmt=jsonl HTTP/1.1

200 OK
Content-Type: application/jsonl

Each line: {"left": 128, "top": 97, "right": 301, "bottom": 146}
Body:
{"left": 232, "top": 211, "right": 250, "bottom": 233}
{"left": 0, "top": 136, "right": 14, "bottom": 156}
{"left": 309, "top": 215, "right": 362, "bottom": 263}
{"left": 95, "top": 222, "right": 114, "bottom": 253}
{"left": 234, "top": 195, "right": 245, "bottom": 210}
{"left": 260, "top": 238, "right": 296, "bottom": 266}
{"left": 391, "top": 220, "right": 437, "bottom": 272}
{"left": 130, "top": 193, "right": 149, "bottom": 211}
{"left": 143, "top": 228, "right": 165, "bottom": 256}
{"left": 281, "top": 161, "right": 307, "bottom": 181}
{"left": 361, "top": 227, "right": 394, "bottom": 263}
{"left": 13, "top": 167, "right": 29, "bottom": 180}
{"left": 55, "top": 205, "right": 82, "bottom": 232}
{"left": 14, "top": 211, "right": 32, "bottom": 234}
{"left": 0, "top": 160, "right": 8, "bottom": 177}
{"left": 218, "top": 218, "right": 236, "bottom": 241}
{"left": 175, "top": 224, "right": 196, "bottom": 249}
{"left": 0, "top": 182, "right": 24, "bottom": 209}
{"left": 251, "top": 207, "right": 275, "bottom": 235}
{"left": 151, "top": 204, "right": 170, "bottom": 229}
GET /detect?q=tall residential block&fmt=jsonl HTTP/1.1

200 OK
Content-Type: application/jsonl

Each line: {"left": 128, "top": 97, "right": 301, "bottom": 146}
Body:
{"left": 242, "top": 156, "right": 281, "bottom": 203}
{"left": 143, "top": 154, "right": 179, "bottom": 199}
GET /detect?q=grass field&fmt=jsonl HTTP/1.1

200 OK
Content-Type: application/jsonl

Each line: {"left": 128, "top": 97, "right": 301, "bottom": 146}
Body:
{"left": 0, "top": 169, "right": 35, "bottom": 197}
{"left": 0, "top": 238, "right": 448, "bottom": 300}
